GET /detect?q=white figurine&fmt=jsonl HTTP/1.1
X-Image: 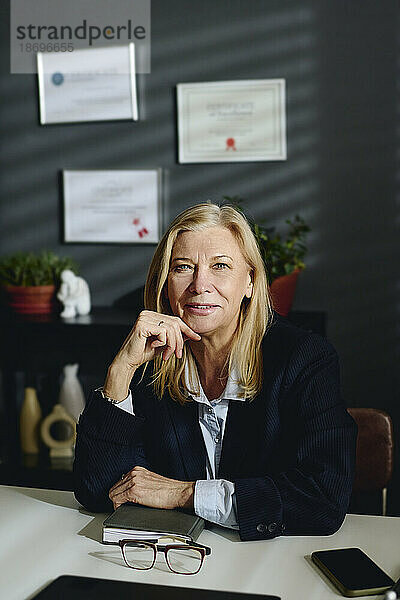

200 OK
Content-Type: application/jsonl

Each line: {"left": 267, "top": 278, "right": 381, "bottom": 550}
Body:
{"left": 59, "top": 363, "right": 86, "bottom": 422}
{"left": 57, "top": 269, "right": 91, "bottom": 318}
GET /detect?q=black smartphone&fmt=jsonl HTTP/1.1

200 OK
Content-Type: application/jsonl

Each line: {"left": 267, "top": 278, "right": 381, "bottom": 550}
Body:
{"left": 311, "top": 548, "right": 394, "bottom": 597}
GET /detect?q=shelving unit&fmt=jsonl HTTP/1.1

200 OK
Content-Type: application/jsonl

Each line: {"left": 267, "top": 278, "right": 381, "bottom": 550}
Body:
{"left": 0, "top": 307, "right": 325, "bottom": 490}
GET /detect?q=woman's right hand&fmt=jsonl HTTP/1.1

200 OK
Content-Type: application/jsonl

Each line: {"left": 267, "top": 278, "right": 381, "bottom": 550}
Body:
{"left": 103, "top": 311, "right": 202, "bottom": 402}
{"left": 115, "top": 310, "right": 202, "bottom": 368}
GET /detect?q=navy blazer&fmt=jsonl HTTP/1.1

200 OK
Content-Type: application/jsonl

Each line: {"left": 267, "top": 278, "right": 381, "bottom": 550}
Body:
{"left": 73, "top": 315, "right": 357, "bottom": 541}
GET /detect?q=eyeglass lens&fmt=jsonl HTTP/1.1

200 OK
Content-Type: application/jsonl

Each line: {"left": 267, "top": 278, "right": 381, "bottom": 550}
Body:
{"left": 123, "top": 542, "right": 155, "bottom": 570}
{"left": 167, "top": 547, "right": 203, "bottom": 574}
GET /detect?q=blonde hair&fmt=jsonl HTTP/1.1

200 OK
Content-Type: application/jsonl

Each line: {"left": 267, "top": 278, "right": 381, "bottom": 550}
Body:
{"left": 141, "top": 202, "right": 273, "bottom": 405}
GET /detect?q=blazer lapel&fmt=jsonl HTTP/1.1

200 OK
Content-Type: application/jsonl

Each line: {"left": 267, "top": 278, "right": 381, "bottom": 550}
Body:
{"left": 218, "top": 399, "right": 255, "bottom": 479}
{"left": 166, "top": 398, "right": 207, "bottom": 481}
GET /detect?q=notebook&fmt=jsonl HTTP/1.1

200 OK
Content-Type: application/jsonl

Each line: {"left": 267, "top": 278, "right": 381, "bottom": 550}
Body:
{"left": 102, "top": 503, "right": 205, "bottom": 544}
{"left": 32, "top": 575, "right": 281, "bottom": 599}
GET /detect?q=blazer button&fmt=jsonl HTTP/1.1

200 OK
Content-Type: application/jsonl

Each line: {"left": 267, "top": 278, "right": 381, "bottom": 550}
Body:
{"left": 256, "top": 523, "right": 266, "bottom": 533}
{"left": 267, "top": 522, "right": 278, "bottom": 533}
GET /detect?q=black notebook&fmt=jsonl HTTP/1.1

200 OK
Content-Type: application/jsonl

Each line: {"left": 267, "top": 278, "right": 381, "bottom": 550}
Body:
{"left": 102, "top": 503, "right": 205, "bottom": 544}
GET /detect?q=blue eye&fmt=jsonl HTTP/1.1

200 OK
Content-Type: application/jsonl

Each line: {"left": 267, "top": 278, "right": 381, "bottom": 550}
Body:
{"left": 214, "top": 263, "right": 229, "bottom": 269}
{"left": 173, "top": 264, "right": 192, "bottom": 272}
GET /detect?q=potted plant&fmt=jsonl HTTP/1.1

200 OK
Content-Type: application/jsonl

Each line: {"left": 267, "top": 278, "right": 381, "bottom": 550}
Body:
{"left": 0, "top": 251, "right": 78, "bottom": 314}
{"left": 223, "top": 197, "right": 310, "bottom": 316}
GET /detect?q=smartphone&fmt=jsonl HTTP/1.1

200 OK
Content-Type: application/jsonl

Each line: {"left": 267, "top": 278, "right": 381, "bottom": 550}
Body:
{"left": 311, "top": 548, "right": 394, "bottom": 597}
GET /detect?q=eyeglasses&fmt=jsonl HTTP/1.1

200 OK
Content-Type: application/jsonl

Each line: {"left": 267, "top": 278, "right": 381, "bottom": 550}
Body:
{"left": 119, "top": 535, "right": 211, "bottom": 575}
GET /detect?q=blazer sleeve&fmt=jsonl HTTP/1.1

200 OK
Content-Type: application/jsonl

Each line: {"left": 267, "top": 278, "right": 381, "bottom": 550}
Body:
{"left": 73, "top": 388, "right": 150, "bottom": 512}
{"left": 234, "top": 334, "right": 358, "bottom": 541}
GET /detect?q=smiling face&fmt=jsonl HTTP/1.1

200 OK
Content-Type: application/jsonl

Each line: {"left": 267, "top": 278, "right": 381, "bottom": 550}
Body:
{"left": 166, "top": 227, "right": 253, "bottom": 341}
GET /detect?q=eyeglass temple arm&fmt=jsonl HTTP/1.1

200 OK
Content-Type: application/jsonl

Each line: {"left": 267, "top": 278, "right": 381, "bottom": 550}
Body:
{"left": 187, "top": 540, "right": 212, "bottom": 555}
{"left": 158, "top": 539, "right": 212, "bottom": 555}
{"left": 155, "top": 534, "right": 212, "bottom": 554}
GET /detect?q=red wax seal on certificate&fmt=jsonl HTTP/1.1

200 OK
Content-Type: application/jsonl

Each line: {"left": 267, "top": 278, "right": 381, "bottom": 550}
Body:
{"left": 138, "top": 227, "right": 149, "bottom": 238}
{"left": 226, "top": 137, "right": 236, "bottom": 151}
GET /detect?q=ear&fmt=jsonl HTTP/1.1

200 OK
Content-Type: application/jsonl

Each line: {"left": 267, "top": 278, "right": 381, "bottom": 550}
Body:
{"left": 245, "top": 272, "right": 253, "bottom": 298}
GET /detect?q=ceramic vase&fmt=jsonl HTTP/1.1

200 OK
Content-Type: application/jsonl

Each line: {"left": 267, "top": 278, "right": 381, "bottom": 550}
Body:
{"left": 270, "top": 269, "right": 300, "bottom": 316}
{"left": 59, "top": 363, "right": 86, "bottom": 422}
{"left": 20, "top": 387, "right": 42, "bottom": 453}
{"left": 4, "top": 284, "right": 57, "bottom": 314}
{"left": 40, "top": 404, "right": 76, "bottom": 458}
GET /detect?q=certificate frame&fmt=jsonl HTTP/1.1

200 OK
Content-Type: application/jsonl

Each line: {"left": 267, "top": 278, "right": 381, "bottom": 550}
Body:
{"left": 37, "top": 43, "right": 138, "bottom": 125}
{"left": 63, "top": 169, "right": 161, "bottom": 244}
{"left": 177, "top": 79, "right": 286, "bottom": 163}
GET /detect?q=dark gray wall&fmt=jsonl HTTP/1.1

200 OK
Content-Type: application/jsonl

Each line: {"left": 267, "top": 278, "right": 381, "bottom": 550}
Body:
{"left": 1, "top": 2, "right": 399, "bottom": 506}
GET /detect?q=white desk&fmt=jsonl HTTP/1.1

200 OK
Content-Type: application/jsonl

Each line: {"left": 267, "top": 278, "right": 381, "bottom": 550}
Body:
{"left": 1, "top": 485, "right": 399, "bottom": 600}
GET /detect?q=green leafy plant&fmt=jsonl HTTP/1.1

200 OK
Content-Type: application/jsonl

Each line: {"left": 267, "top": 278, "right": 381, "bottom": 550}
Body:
{"left": 223, "top": 196, "right": 310, "bottom": 284}
{"left": 0, "top": 251, "right": 79, "bottom": 287}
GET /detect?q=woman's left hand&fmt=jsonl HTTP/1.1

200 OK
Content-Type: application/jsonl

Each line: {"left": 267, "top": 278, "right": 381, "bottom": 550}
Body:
{"left": 109, "top": 466, "right": 195, "bottom": 511}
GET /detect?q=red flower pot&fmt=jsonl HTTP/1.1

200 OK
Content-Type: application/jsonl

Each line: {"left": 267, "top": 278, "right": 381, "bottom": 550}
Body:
{"left": 270, "top": 270, "right": 300, "bottom": 317}
{"left": 4, "top": 285, "right": 57, "bottom": 314}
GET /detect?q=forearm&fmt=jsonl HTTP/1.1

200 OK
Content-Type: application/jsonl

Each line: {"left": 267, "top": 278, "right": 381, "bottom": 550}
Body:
{"left": 229, "top": 334, "right": 357, "bottom": 542}
{"left": 103, "top": 360, "right": 137, "bottom": 402}
{"left": 234, "top": 419, "right": 357, "bottom": 541}
{"left": 180, "top": 481, "right": 196, "bottom": 509}
{"left": 235, "top": 471, "right": 343, "bottom": 541}
{"left": 73, "top": 390, "right": 148, "bottom": 512}
{"left": 73, "top": 431, "right": 121, "bottom": 512}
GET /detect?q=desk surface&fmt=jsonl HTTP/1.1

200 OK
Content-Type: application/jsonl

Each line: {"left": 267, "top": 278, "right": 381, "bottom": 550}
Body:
{"left": 1, "top": 485, "right": 399, "bottom": 600}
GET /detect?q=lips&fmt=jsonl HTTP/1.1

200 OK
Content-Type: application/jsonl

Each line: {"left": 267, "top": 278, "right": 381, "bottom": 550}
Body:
{"left": 184, "top": 303, "right": 220, "bottom": 314}
{"left": 185, "top": 304, "right": 219, "bottom": 308}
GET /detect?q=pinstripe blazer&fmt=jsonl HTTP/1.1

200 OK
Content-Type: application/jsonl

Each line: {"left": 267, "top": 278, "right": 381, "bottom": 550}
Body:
{"left": 73, "top": 314, "right": 357, "bottom": 541}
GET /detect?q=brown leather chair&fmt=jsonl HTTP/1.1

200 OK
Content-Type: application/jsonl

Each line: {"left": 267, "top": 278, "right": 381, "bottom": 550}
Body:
{"left": 347, "top": 408, "right": 394, "bottom": 515}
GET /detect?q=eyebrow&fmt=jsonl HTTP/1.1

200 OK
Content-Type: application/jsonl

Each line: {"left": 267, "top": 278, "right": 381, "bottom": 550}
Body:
{"left": 171, "top": 255, "right": 234, "bottom": 263}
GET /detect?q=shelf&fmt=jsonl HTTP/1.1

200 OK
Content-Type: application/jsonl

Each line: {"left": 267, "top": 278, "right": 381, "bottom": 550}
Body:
{"left": 0, "top": 454, "right": 73, "bottom": 491}
{"left": 0, "top": 306, "right": 326, "bottom": 490}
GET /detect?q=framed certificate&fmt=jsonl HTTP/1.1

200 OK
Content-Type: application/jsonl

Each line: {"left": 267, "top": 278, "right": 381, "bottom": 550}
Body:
{"left": 37, "top": 44, "right": 138, "bottom": 124}
{"left": 63, "top": 170, "right": 161, "bottom": 244}
{"left": 177, "top": 79, "right": 286, "bottom": 163}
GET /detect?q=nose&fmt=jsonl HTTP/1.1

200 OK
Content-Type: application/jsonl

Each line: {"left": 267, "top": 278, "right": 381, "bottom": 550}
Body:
{"left": 188, "top": 266, "right": 213, "bottom": 294}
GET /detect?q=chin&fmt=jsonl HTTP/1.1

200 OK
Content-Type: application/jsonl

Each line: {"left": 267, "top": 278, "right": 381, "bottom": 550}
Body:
{"left": 186, "top": 319, "right": 221, "bottom": 332}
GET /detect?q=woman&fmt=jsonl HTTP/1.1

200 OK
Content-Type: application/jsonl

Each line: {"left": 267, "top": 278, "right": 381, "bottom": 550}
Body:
{"left": 74, "top": 202, "right": 357, "bottom": 541}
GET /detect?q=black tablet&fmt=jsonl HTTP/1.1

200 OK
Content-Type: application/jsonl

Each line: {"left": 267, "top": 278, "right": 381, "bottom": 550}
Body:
{"left": 31, "top": 575, "right": 280, "bottom": 599}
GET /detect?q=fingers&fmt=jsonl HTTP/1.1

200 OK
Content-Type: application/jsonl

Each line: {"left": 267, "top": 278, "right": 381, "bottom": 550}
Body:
{"left": 143, "top": 311, "right": 200, "bottom": 344}
{"left": 109, "top": 466, "right": 186, "bottom": 510}
{"left": 109, "top": 472, "right": 135, "bottom": 508}
{"left": 150, "top": 316, "right": 201, "bottom": 362}
{"left": 109, "top": 467, "right": 150, "bottom": 508}
{"left": 110, "top": 482, "right": 134, "bottom": 509}
{"left": 161, "top": 321, "right": 181, "bottom": 361}
{"left": 109, "top": 466, "right": 147, "bottom": 494}
{"left": 114, "top": 311, "right": 202, "bottom": 372}
{"left": 180, "top": 321, "right": 202, "bottom": 341}
{"left": 109, "top": 475, "right": 128, "bottom": 494}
